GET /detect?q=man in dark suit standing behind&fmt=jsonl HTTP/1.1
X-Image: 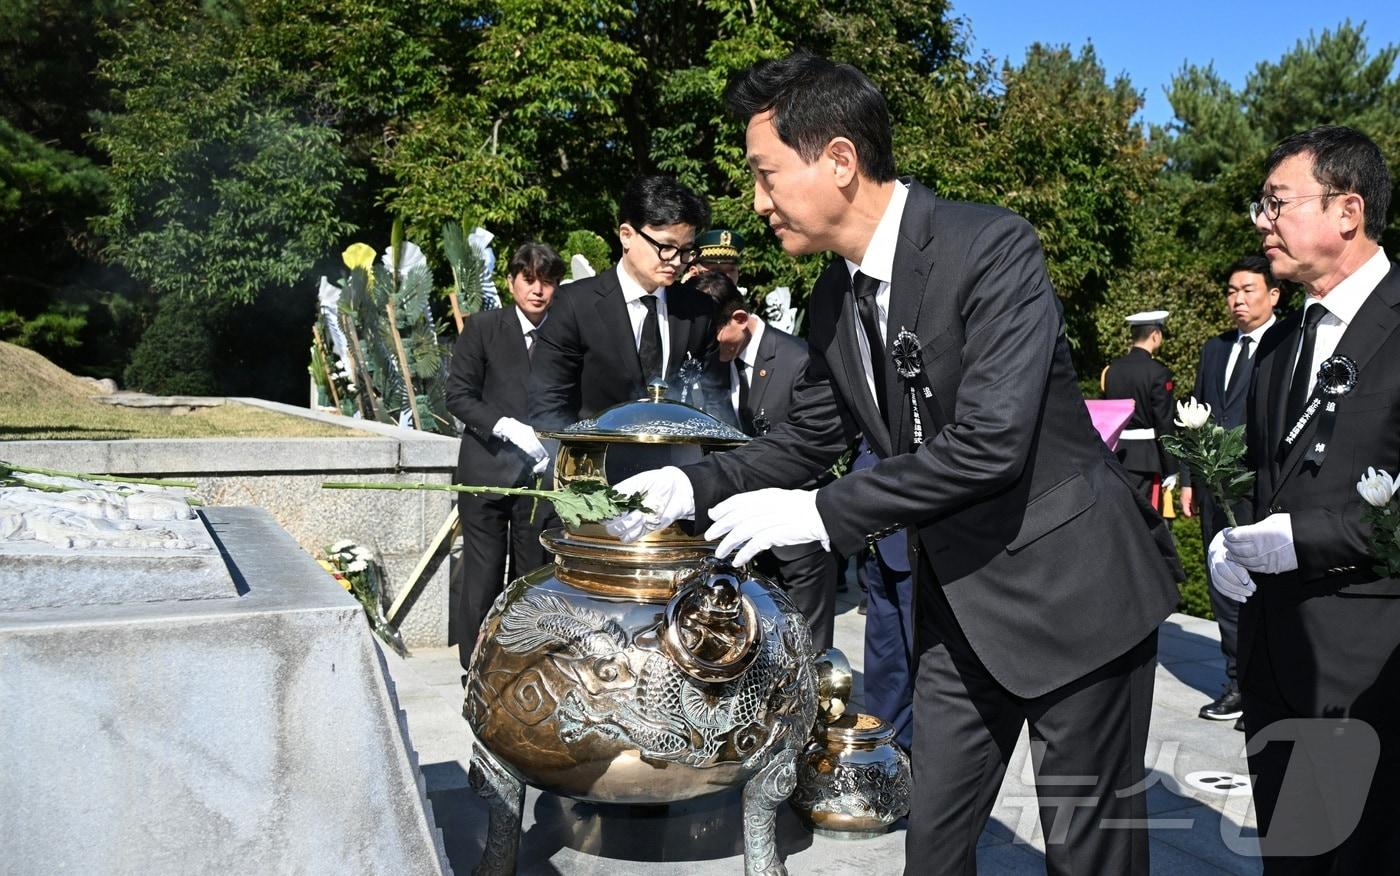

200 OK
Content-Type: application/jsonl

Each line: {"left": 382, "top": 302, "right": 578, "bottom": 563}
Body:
{"left": 446, "top": 243, "right": 563, "bottom": 673}
{"left": 528, "top": 175, "right": 717, "bottom": 430}
{"left": 605, "top": 53, "right": 1183, "bottom": 873}
{"left": 1213, "top": 125, "right": 1400, "bottom": 868}
{"left": 1182, "top": 255, "right": 1279, "bottom": 725}
{"left": 689, "top": 270, "right": 839, "bottom": 649}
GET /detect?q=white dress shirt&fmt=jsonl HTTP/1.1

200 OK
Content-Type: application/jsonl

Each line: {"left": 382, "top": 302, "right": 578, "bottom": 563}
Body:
{"left": 729, "top": 316, "right": 767, "bottom": 417}
{"left": 1222, "top": 315, "right": 1275, "bottom": 393}
{"left": 616, "top": 262, "right": 670, "bottom": 376}
{"left": 1294, "top": 247, "right": 1391, "bottom": 396}
{"left": 515, "top": 306, "right": 546, "bottom": 353}
{"left": 843, "top": 182, "right": 910, "bottom": 406}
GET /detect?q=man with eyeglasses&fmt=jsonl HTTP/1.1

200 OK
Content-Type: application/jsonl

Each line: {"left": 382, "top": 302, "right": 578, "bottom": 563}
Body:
{"left": 528, "top": 174, "right": 718, "bottom": 430}
{"left": 1210, "top": 125, "right": 1400, "bottom": 868}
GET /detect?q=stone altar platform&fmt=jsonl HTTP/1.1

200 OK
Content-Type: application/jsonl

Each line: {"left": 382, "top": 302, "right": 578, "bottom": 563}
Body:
{"left": 0, "top": 505, "right": 450, "bottom": 875}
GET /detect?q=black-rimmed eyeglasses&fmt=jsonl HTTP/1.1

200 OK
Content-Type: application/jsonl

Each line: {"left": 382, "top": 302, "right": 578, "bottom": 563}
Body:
{"left": 1249, "top": 191, "right": 1338, "bottom": 224}
{"left": 633, "top": 227, "right": 701, "bottom": 266}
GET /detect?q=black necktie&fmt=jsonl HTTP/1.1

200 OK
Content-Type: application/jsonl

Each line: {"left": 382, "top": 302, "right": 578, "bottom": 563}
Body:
{"left": 525, "top": 328, "right": 537, "bottom": 361}
{"left": 735, "top": 359, "right": 754, "bottom": 435}
{"left": 853, "top": 271, "right": 887, "bottom": 417}
{"left": 1223, "top": 335, "right": 1252, "bottom": 400}
{"left": 638, "top": 295, "right": 663, "bottom": 381}
{"left": 1284, "top": 303, "right": 1328, "bottom": 429}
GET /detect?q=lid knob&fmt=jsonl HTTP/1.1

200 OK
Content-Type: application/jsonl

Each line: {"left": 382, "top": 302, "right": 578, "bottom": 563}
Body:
{"left": 646, "top": 379, "right": 668, "bottom": 402}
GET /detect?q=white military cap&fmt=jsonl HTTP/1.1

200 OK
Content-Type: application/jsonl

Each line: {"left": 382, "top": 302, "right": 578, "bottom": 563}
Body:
{"left": 1124, "top": 310, "right": 1169, "bottom": 326}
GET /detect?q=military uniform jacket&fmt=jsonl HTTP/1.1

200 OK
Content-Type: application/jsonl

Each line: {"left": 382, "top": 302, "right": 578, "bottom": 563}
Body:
{"left": 1103, "top": 346, "right": 1177, "bottom": 476}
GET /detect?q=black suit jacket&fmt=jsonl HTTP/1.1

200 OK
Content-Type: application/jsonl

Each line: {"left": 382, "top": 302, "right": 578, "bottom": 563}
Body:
{"left": 1188, "top": 330, "right": 1257, "bottom": 534}
{"left": 527, "top": 268, "right": 718, "bottom": 430}
{"left": 1239, "top": 262, "right": 1400, "bottom": 712}
{"left": 445, "top": 308, "right": 543, "bottom": 489}
{"left": 683, "top": 181, "right": 1182, "bottom": 698}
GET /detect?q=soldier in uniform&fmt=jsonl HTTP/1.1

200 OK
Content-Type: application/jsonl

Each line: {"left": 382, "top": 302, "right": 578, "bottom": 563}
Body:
{"left": 1102, "top": 310, "right": 1178, "bottom": 511}
{"left": 689, "top": 228, "right": 745, "bottom": 286}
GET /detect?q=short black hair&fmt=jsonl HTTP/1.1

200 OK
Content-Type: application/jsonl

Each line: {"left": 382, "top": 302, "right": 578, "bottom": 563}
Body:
{"left": 725, "top": 51, "right": 896, "bottom": 182}
{"left": 1130, "top": 324, "right": 1160, "bottom": 344}
{"left": 1225, "top": 254, "right": 1276, "bottom": 291}
{"left": 686, "top": 271, "right": 748, "bottom": 322}
{"left": 617, "top": 175, "right": 710, "bottom": 231}
{"left": 1263, "top": 126, "right": 1391, "bottom": 242}
{"left": 508, "top": 242, "right": 565, "bottom": 284}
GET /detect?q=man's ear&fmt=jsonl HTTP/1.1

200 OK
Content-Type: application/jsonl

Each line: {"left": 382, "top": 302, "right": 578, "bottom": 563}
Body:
{"left": 1337, "top": 193, "right": 1366, "bottom": 237}
{"left": 731, "top": 308, "right": 751, "bottom": 327}
{"left": 827, "top": 138, "right": 859, "bottom": 188}
{"left": 618, "top": 223, "right": 634, "bottom": 251}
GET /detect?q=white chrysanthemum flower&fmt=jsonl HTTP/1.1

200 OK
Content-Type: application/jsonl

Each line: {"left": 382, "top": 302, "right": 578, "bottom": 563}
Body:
{"left": 346, "top": 559, "right": 368, "bottom": 573}
{"left": 330, "top": 539, "right": 355, "bottom": 553}
{"left": 1356, "top": 467, "right": 1397, "bottom": 509}
{"left": 1174, "top": 397, "right": 1212, "bottom": 429}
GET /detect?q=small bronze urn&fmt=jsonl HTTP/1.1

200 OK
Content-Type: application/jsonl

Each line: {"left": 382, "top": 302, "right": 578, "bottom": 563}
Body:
{"left": 791, "top": 712, "right": 912, "bottom": 839}
{"left": 463, "top": 388, "right": 823, "bottom": 875}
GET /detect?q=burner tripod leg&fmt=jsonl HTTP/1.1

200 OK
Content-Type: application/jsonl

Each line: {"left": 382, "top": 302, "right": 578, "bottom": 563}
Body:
{"left": 468, "top": 744, "right": 524, "bottom": 875}
{"left": 742, "top": 747, "right": 798, "bottom": 876}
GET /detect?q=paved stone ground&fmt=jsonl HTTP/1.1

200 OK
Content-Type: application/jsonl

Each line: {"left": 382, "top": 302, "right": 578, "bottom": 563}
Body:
{"left": 385, "top": 581, "right": 1262, "bottom": 874}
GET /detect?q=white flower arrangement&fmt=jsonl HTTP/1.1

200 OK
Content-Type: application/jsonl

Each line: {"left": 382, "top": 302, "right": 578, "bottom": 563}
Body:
{"left": 1355, "top": 467, "right": 1400, "bottom": 578}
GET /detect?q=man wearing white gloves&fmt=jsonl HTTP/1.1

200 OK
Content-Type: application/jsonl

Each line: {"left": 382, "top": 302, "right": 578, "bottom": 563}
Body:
{"left": 607, "top": 53, "right": 1183, "bottom": 874}
{"left": 446, "top": 243, "right": 563, "bottom": 674}
{"left": 1211, "top": 126, "right": 1400, "bottom": 868}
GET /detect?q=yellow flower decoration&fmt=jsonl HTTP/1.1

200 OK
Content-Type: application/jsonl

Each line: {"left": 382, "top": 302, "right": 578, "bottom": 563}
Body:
{"left": 342, "top": 243, "right": 376, "bottom": 273}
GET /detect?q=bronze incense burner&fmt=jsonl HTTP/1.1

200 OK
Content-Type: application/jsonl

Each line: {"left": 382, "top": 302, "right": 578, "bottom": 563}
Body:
{"left": 463, "top": 387, "right": 824, "bottom": 875}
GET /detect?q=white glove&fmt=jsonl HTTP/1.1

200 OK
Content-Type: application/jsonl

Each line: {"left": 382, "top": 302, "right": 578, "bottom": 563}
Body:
{"left": 492, "top": 417, "right": 547, "bottom": 464}
{"left": 604, "top": 467, "right": 695, "bottom": 542}
{"left": 1162, "top": 473, "right": 1179, "bottom": 492}
{"left": 1224, "top": 513, "right": 1297, "bottom": 575}
{"left": 1209, "top": 528, "right": 1256, "bottom": 602}
{"left": 706, "top": 488, "right": 830, "bottom": 566}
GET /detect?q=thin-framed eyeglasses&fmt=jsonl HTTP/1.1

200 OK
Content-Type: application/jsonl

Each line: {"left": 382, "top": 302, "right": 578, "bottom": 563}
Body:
{"left": 1249, "top": 191, "right": 1338, "bottom": 224}
{"left": 633, "top": 227, "right": 701, "bottom": 266}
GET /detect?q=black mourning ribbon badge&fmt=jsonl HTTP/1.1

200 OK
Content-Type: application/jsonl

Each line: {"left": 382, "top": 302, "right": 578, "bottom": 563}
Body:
{"left": 1281, "top": 354, "right": 1357, "bottom": 467}
{"left": 891, "top": 328, "right": 935, "bottom": 446}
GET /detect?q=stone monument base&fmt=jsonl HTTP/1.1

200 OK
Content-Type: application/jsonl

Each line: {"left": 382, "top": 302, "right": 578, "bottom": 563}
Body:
{"left": 0, "top": 506, "right": 450, "bottom": 875}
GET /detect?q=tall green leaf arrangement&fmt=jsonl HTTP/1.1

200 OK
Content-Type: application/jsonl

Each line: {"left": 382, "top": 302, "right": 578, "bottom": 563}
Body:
{"left": 330, "top": 219, "right": 454, "bottom": 433}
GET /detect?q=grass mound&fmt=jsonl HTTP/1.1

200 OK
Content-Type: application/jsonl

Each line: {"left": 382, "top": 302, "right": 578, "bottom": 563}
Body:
{"left": 0, "top": 342, "right": 363, "bottom": 440}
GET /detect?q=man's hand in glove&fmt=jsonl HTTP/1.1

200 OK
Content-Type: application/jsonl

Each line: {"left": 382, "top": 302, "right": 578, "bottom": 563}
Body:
{"left": 1209, "top": 529, "right": 1256, "bottom": 602}
{"left": 1224, "top": 514, "right": 1297, "bottom": 575}
{"left": 492, "top": 417, "right": 547, "bottom": 466}
{"left": 604, "top": 467, "right": 695, "bottom": 542}
{"left": 705, "top": 488, "right": 830, "bottom": 566}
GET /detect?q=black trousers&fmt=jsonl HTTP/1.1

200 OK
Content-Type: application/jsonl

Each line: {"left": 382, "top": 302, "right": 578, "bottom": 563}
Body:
{"left": 753, "top": 544, "right": 837, "bottom": 651}
{"left": 907, "top": 570, "right": 1158, "bottom": 875}
{"left": 1198, "top": 490, "right": 1246, "bottom": 684}
{"left": 1240, "top": 591, "right": 1400, "bottom": 872}
{"left": 455, "top": 490, "right": 557, "bottom": 672}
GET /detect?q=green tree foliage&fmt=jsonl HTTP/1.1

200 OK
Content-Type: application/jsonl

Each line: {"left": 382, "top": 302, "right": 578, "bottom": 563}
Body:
{"left": 91, "top": 4, "right": 363, "bottom": 304}
{"left": 0, "top": 1, "right": 141, "bottom": 375}
{"left": 122, "top": 295, "right": 220, "bottom": 395}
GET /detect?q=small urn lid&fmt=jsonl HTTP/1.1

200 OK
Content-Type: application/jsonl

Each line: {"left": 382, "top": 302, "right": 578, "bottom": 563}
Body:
{"left": 815, "top": 713, "right": 897, "bottom": 749}
{"left": 540, "top": 380, "right": 748, "bottom": 446}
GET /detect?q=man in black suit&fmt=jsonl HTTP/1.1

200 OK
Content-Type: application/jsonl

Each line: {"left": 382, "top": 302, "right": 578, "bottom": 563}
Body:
{"left": 446, "top": 243, "right": 563, "bottom": 673}
{"left": 528, "top": 175, "right": 718, "bottom": 430}
{"left": 607, "top": 53, "right": 1183, "bottom": 873}
{"left": 1213, "top": 125, "right": 1400, "bottom": 868}
{"left": 689, "top": 270, "right": 839, "bottom": 649}
{"left": 1182, "top": 255, "right": 1279, "bottom": 725}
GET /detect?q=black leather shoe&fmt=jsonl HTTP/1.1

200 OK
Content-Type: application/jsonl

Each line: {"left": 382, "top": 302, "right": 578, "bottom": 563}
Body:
{"left": 1199, "top": 685, "right": 1243, "bottom": 721}
{"left": 1235, "top": 717, "right": 1245, "bottom": 731}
